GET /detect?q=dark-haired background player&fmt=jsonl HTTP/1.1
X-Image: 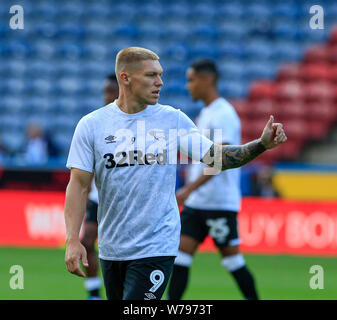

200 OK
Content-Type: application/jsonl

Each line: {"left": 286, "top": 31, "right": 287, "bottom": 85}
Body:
{"left": 167, "top": 59, "right": 259, "bottom": 300}
{"left": 81, "top": 74, "right": 119, "bottom": 300}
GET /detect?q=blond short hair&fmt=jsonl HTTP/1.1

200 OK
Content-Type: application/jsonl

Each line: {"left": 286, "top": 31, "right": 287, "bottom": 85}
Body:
{"left": 115, "top": 47, "right": 159, "bottom": 77}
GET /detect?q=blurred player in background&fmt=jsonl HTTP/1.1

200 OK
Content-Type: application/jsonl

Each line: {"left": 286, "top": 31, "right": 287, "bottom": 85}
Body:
{"left": 81, "top": 74, "right": 119, "bottom": 300}
{"left": 167, "top": 59, "right": 259, "bottom": 300}
{"left": 64, "top": 47, "right": 286, "bottom": 300}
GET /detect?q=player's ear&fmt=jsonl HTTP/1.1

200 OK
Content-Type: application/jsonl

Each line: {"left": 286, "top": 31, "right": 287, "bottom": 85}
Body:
{"left": 119, "top": 72, "right": 130, "bottom": 85}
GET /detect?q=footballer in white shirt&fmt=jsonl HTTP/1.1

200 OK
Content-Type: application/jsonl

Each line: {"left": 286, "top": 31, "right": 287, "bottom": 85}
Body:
{"left": 64, "top": 47, "right": 287, "bottom": 300}
{"left": 167, "top": 59, "right": 259, "bottom": 300}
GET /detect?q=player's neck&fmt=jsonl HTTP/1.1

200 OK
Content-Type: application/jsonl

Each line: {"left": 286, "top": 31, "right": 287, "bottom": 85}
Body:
{"left": 203, "top": 90, "right": 220, "bottom": 107}
{"left": 116, "top": 95, "right": 147, "bottom": 114}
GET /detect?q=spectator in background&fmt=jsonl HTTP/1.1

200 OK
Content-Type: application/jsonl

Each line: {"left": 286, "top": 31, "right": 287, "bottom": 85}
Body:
{"left": 24, "top": 124, "right": 48, "bottom": 164}
{"left": 251, "top": 165, "right": 279, "bottom": 198}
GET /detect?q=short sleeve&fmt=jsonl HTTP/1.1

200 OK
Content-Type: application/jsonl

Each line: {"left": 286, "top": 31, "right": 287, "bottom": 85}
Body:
{"left": 177, "top": 109, "right": 213, "bottom": 162}
{"left": 66, "top": 116, "right": 95, "bottom": 172}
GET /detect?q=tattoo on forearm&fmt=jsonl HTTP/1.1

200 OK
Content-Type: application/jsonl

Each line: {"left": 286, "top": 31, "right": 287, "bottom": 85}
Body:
{"left": 202, "top": 140, "right": 266, "bottom": 170}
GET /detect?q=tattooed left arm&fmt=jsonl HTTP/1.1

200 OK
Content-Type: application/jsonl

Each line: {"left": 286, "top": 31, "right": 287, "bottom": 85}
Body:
{"left": 201, "top": 115, "right": 287, "bottom": 171}
{"left": 201, "top": 139, "right": 266, "bottom": 170}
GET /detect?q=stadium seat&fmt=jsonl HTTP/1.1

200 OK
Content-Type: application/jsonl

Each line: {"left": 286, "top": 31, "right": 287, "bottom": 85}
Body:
{"left": 302, "top": 63, "right": 332, "bottom": 83}
{"left": 304, "top": 45, "right": 329, "bottom": 63}
{"left": 274, "top": 80, "right": 305, "bottom": 102}
{"left": 277, "top": 63, "right": 302, "bottom": 82}
{"left": 249, "top": 81, "right": 276, "bottom": 100}
{"left": 219, "top": 80, "right": 247, "bottom": 98}
{"left": 249, "top": 99, "right": 275, "bottom": 119}
{"left": 274, "top": 101, "right": 307, "bottom": 121}
{"left": 326, "top": 44, "right": 337, "bottom": 64}
{"left": 230, "top": 99, "right": 253, "bottom": 120}
{"left": 244, "top": 41, "right": 273, "bottom": 61}
{"left": 218, "top": 20, "right": 247, "bottom": 40}
{"left": 277, "top": 140, "right": 303, "bottom": 161}
{"left": 270, "top": 41, "right": 303, "bottom": 62}
{"left": 306, "top": 101, "right": 337, "bottom": 122}
{"left": 304, "top": 81, "right": 335, "bottom": 103}
{"left": 307, "top": 120, "right": 330, "bottom": 141}
{"left": 283, "top": 119, "right": 308, "bottom": 143}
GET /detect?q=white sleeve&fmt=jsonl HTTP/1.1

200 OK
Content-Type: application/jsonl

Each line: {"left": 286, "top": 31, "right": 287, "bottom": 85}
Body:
{"left": 66, "top": 116, "right": 95, "bottom": 173}
{"left": 177, "top": 110, "right": 213, "bottom": 162}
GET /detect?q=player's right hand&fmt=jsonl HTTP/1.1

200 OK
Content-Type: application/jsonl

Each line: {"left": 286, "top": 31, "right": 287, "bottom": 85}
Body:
{"left": 65, "top": 239, "right": 88, "bottom": 277}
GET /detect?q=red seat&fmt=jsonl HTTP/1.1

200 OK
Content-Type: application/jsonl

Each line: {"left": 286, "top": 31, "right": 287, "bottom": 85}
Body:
{"left": 307, "top": 120, "right": 330, "bottom": 141}
{"left": 277, "top": 140, "right": 303, "bottom": 161}
{"left": 306, "top": 101, "right": 337, "bottom": 122}
{"left": 249, "top": 81, "right": 276, "bottom": 100}
{"left": 275, "top": 80, "right": 305, "bottom": 102}
{"left": 275, "top": 101, "right": 307, "bottom": 121}
{"left": 230, "top": 99, "right": 253, "bottom": 120}
{"left": 277, "top": 63, "right": 301, "bottom": 82}
{"left": 304, "top": 81, "right": 335, "bottom": 103}
{"left": 329, "top": 26, "right": 337, "bottom": 45}
{"left": 241, "top": 118, "right": 267, "bottom": 138}
{"left": 303, "top": 46, "right": 329, "bottom": 63}
{"left": 326, "top": 44, "right": 337, "bottom": 64}
{"left": 283, "top": 119, "right": 308, "bottom": 142}
{"left": 327, "top": 65, "right": 337, "bottom": 84}
{"left": 249, "top": 99, "right": 275, "bottom": 118}
{"left": 300, "top": 63, "right": 331, "bottom": 82}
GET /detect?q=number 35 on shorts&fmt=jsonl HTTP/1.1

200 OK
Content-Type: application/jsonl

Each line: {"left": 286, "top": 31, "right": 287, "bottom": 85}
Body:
{"left": 206, "top": 218, "right": 230, "bottom": 244}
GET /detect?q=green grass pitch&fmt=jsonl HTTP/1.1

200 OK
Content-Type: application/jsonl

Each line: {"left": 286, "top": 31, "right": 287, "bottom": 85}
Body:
{"left": 1, "top": 247, "right": 337, "bottom": 300}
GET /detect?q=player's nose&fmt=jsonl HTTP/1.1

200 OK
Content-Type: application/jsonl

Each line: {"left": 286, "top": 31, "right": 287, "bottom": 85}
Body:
{"left": 155, "top": 75, "right": 163, "bottom": 87}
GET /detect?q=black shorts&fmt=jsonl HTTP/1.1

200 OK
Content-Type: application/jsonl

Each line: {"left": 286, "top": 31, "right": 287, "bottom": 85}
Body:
{"left": 85, "top": 200, "right": 98, "bottom": 224}
{"left": 100, "top": 256, "right": 175, "bottom": 300}
{"left": 180, "top": 206, "right": 240, "bottom": 247}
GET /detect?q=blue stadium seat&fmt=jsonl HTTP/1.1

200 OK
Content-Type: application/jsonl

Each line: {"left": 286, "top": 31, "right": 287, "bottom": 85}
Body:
{"left": 218, "top": 20, "right": 247, "bottom": 40}
{"left": 216, "top": 3, "right": 243, "bottom": 19}
{"left": 219, "top": 80, "right": 248, "bottom": 98}
{"left": 272, "top": 3, "right": 301, "bottom": 19}
{"left": 270, "top": 41, "right": 304, "bottom": 62}
{"left": 0, "top": 131, "right": 25, "bottom": 153}
{"left": 188, "top": 42, "right": 218, "bottom": 60}
{"left": 53, "top": 132, "right": 72, "bottom": 155}
{"left": 190, "top": 24, "right": 219, "bottom": 40}
{"left": 164, "top": 3, "right": 190, "bottom": 19}
{"left": 242, "top": 40, "right": 273, "bottom": 61}
{"left": 242, "top": 61, "right": 277, "bottom": 80}
{"left": 55, "top": 42, "right": 83, "bottom": 59}
{"left": 218, "top": 60, "right": 246, "bottom": 81}
{"left": 161, "top": 43, "right": 189, "bottom": 61}
{"left": 246, "top": 2, "right": 273, "bottom": 19}
{"left": 113, "top": 23, "right": 140, "bottom": 40}
{"left": 272, "top": 21, "right": 301, "bottom": 41}
{"left": 190, "top": 3, "right": 217, "bottom": 19}
{"left": 217, "top": 41, "right": 245, "bottom": 59}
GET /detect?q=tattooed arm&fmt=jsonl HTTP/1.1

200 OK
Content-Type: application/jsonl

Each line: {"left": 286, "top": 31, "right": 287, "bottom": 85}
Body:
{"left": 201, "top": 116, "right": 287, "bottom": 171}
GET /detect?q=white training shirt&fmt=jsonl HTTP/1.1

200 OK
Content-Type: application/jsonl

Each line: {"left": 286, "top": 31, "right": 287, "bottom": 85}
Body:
{"left": 184, "top": 97, "right": 242, "bottom": 212}
{"left": 66, "top": 101, "right": 213, "bottom": 261}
